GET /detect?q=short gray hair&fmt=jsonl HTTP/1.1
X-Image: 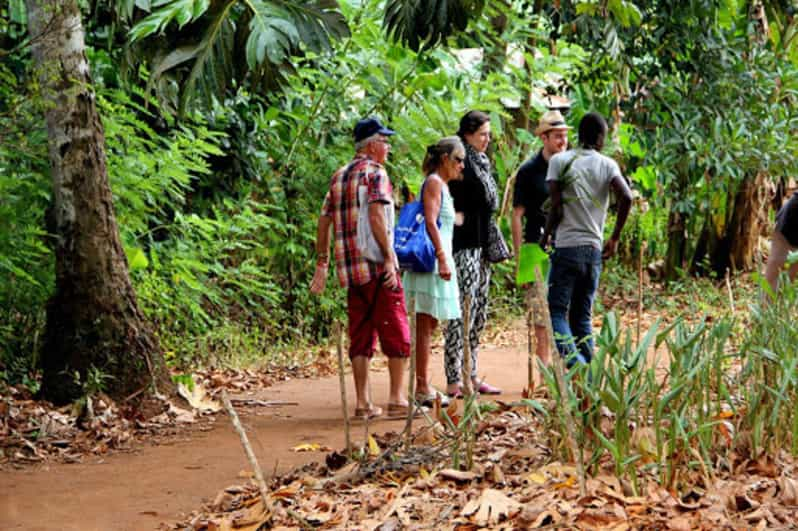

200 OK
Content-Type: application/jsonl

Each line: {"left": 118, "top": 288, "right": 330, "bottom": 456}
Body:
{"left": 355, "top": 132, "right": 382, "bottom": 152}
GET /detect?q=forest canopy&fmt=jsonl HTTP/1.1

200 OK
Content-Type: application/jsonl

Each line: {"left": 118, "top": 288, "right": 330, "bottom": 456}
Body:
{"left": 2, "top": 0, "right": 797, "bottom": 393}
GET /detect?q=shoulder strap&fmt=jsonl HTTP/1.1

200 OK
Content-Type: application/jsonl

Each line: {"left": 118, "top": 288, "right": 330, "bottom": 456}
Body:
{"left": 354, "top": 160, "right": 374, "bottom": 208}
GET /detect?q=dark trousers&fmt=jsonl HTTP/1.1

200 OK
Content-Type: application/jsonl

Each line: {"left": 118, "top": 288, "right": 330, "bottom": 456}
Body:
{"left": 547, "top": 245, "right": 602, "bottom": 365}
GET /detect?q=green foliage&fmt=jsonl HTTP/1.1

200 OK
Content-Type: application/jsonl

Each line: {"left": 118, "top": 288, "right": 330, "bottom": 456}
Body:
{"left": 6, "top": 0, "right": 796, "bottom": 390}
{"left": 383, "top": 0, "right": 486, "bottom": 51}
{"left": 127, "top": 0, "right": 350, "bottom": 113}
{"left": 74, "top": 365, "right": 114, "bottom": 398}
{"left": 539, "top": 272, "right": 798, "bottom": 489}
{"left": 0, "top": 57, "right": 52, "bottom": 383}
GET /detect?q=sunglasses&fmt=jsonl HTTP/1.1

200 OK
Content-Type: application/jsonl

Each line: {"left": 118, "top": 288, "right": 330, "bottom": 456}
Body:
{"left": 452, "top": 155, "right": 465, "bottom": 163}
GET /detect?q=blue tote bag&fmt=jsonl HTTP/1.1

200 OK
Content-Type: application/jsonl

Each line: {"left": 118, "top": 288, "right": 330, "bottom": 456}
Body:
{"left": 394, "top": 182, "right": 439, "bottom": 273}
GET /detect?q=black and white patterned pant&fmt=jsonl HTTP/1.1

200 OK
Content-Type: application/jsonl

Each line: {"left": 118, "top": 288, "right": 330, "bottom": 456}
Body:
{"left": 444, "top": 248, "right": 492, "bottom": 385}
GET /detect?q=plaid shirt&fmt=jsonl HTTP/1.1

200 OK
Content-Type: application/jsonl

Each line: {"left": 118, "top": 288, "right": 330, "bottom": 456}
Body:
{"left": 321, "top": 154, "right": 393, "bottom": 288}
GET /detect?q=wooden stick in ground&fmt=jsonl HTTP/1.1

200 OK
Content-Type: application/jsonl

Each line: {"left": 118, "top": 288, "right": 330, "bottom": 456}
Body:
{"left": 726, "top": 269, "right": 735, "bottom": 314}
{"left": 637, "top": 241, "right": 644, "bottom": 346}
{"left": 404, "top": 295, "right": 417, "bottom": 449}
{"left": 461, "top": 293, "right": 474, "bottom": 397}
{"left": 526, "top": 285, "right": 534, "bottom": 392}
{"left": 535, "top": 266, "right": 586, "bottom": 497}
{"left": 221, "top": 390, "right": 271, "bottom": 507}
{"left": 335, "top": 321, "right": 352, "bottom": 456}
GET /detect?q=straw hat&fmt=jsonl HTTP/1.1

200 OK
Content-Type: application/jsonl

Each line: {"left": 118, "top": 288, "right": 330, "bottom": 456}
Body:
{"left": 534, "top": 110, "right": 571, "bottom": 135}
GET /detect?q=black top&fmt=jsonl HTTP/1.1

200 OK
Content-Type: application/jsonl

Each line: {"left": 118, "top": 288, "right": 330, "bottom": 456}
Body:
{"left": 776, "top": 191, "right": 798, "bottom": 247}
{"left": 450, "top": 159, "right": 492, "bottom": 252}
{"left": 512, "top": 151, "right": 549, "bottom": 244}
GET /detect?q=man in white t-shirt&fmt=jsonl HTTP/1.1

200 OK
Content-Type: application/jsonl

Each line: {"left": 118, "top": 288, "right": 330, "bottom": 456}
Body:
{"left": 541, "top": 112, "right": 632, "bottom": 365}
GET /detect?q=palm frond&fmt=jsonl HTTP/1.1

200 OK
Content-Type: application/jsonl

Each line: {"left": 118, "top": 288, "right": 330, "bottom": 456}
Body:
{"left": 129, "top": 0, "right": 349, "bottom": 113}
{"left": 383, "top": 0, "right": 486, "bottom": 51}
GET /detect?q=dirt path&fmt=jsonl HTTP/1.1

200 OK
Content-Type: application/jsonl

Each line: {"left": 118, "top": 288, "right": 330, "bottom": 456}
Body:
{"left": 1, "top": 335, "right": 530, "bottom": 530}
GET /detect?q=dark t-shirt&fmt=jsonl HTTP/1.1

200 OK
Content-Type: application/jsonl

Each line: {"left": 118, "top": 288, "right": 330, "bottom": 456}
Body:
{"left": 513, "top": 151, "right": 549, "bottom": 244}
{"left": 776, "top": 191, "right": 798, "bottom": 247}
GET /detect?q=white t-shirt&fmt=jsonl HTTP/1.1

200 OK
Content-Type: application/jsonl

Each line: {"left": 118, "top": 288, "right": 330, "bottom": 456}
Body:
{"left": 546, "top": 148, "right": 621, "bottom": 249}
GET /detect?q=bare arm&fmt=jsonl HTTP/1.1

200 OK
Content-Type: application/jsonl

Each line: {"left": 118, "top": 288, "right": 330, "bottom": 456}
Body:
{"left": 423, "top": 177, "right": 451, "bottom": 281}
{"left": 512, "top": 205, "right": 525, "bottom": 256}
{"left": 309, "top": 215, "right": 332, "bottom": 294}
{"left": 540, "top": 180, "right": 562, "bottom": 250}
{"left": 368, "top": 201, "right": 399, "bottom": 288}
{"left": 602, "top": 175, "right": 633, "bottom": 259}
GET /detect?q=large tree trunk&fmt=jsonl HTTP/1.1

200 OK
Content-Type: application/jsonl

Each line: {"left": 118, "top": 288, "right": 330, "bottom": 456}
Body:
{"left": 26, "top": 0, "right": 172, "bottom": 405}
{"left": 665, "top": 208, "right": 688, "bottom": 281}
{"left": 724, "top": 171, "right": 770, "bottom": 272}
{"left": 691, "top": 172, "right": 771, "bottom": 276}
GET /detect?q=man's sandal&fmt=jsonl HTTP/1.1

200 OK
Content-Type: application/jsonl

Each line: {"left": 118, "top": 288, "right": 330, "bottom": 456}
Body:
{"left": 386, "top": 403, "right": 427, "bottom": 420}
{"left": 351, "top": 404, "right": 383, "bottom": 421}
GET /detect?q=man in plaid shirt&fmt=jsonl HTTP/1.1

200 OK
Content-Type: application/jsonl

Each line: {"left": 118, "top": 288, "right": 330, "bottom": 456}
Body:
{"left": 310, "top": 117, "right": 411, "bottom": 420}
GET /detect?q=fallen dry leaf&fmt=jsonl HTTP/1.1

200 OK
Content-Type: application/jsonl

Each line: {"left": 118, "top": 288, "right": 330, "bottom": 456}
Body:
{"left": 461, "top": 488, "right": 521, "bottom": 526}
{"left": 528, "top": 509, "right": 561, "bottom": 528}
{"left": 667, "top": 515, "right": 694, "bottom": 531}
{"left": 177, "top": 382, "right": 221, "bottom": 413}
{"left": 291, "top": 443, "right": 330, "bottom": 453}
{"left": 527, "top": 471, "right": 547, "bottom": 485}
{"left": 367, "top": 435, "right": 380, "bottom": 457}
{"left": 778, "top": 476, "right": 798, "bottom": 505}
{"left": 438, "top": 469, "right": 478, "bottom": 482}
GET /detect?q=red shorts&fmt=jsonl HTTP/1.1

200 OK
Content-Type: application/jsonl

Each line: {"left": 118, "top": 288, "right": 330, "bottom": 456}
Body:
{"left": 347, "top": 276, "right": 410, "bottom": 359}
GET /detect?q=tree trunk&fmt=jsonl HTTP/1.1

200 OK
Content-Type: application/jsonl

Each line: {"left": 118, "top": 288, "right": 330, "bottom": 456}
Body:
{"left": 665, "top": 208, "right": 687, "bottom": 281}
{"left": 691, "top": 172, "right": 771, "bottom": 276}
{"left": 721, "top": 171, "right": 771, "bottom": 272}
{"left": 26, "top": 0, "right": 172, "bottom": 405}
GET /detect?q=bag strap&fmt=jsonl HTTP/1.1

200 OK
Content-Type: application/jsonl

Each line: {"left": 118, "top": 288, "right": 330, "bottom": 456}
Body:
{"left": 355, "top": 161, "right": 374, "bottom": 208}
{"left": 419, "top": 175, "right": 444, "bottom": 224}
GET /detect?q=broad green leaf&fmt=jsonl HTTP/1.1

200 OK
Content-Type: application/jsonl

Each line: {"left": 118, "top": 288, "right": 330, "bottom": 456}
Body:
{"left": 9, "top": 0, "right": 26, "bottom": 23}
{"left": 515, "top": 243, "right": 549, "bottom": 286}
{"left": 129, "top": 0, "right": 211, "bottom": 41}
{"left": 125, "top": 246, "right": 150, "bottom": 271}
{"left": 631, "top": 165, "right": 656, "bottom": 193}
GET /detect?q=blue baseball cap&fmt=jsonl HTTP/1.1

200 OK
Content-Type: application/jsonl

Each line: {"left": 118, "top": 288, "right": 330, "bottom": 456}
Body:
{"left": 353, "top": 117, "right": 395, "bottom": 143}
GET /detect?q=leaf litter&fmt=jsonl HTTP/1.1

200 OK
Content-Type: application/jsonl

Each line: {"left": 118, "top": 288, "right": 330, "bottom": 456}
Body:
{"left": 159, "top": 278, "right": 794, "bottom": 530}
{"left": 161, "top": 397, "right": 798, "bottom": 530}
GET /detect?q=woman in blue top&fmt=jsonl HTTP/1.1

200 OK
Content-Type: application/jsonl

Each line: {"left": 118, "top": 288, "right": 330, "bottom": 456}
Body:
{"left": 404, "top": 137, "right": 465, "bottom": 407}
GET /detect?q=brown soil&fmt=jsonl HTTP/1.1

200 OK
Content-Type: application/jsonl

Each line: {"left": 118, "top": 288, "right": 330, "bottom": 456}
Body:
{"left": 0, "top": 338, "right": 530, "bottom": 530}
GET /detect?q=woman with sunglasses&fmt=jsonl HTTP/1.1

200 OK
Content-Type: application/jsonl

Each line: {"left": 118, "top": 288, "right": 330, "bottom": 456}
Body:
{"left": 444, "top": 110, "right": 504, "bottom": 397}
{"left": 403, "top": 136, "right": 465, "bottom": 407}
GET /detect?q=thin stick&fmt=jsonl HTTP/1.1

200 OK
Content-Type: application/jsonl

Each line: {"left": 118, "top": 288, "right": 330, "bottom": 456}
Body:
{"left": 335, "top": 321, "right": 352, "bottom": 455}
{"left": 526, "top": 285, "right": 534, "bottom": 392}
{"left": 535, "top": 266, "right": 586, "bottom": 497}
{"left": 404, "top": 295, "right": 417, "bottom": 449}
{"left": 461, "top": 293, "right": 474, "bottom": 397}
{"left": 221, "top": 390, "right": 270, "bottom": 506}
{"left": 726, "top": 270, "right": 735, "bottom": 314}
{"left": 461, "top": 293, "right": 476, "bottom": 470}
{"left": 500, "top": 173, "right": 516, "bottom": 219}
{"left": 637, "top": 241, "right": 644, "bottom": 346}
{"left": 363, "top": 374, "right": 370, "bottom": 461}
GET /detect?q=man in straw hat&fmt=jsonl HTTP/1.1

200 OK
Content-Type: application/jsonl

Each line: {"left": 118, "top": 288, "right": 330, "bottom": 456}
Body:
{"left": 512, "top": 110, "right": 570, "bottom": 369}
